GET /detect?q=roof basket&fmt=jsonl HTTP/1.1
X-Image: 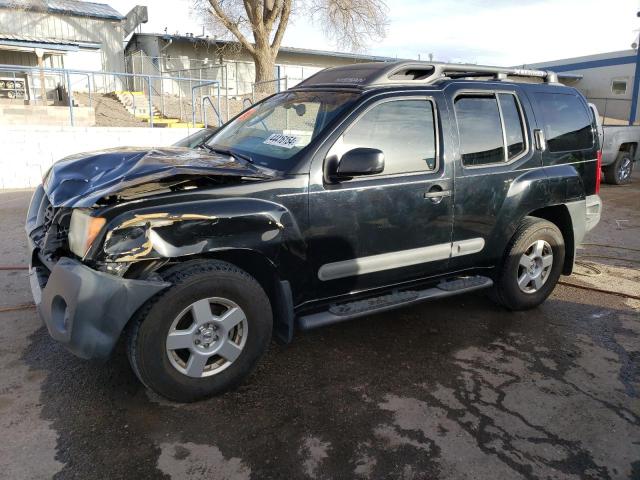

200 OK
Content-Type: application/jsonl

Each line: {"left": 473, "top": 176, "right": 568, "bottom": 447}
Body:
{"left": 295, "top": 61, "right": 559, "bottom": 89}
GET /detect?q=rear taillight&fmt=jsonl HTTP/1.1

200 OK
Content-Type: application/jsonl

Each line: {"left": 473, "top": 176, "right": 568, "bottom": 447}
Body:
{"left": 595, "top": 150, "right": 602, "bottom": 194}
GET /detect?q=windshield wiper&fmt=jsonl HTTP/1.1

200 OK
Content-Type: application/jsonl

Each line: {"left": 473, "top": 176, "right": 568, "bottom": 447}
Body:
{"left": 202, "top": 144, "right": 254, "bottom": 164}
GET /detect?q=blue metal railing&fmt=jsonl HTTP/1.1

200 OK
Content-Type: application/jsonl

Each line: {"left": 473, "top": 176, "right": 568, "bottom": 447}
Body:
{"left": 0, "top": 64, "right": 220, "bottom": 128}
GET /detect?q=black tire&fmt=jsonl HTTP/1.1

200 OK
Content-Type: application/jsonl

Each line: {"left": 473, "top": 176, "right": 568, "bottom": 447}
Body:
{"left": 126, "top": 259, "right": 272, "bottom": 402}
{"left": 491, "top": 217, "right": 565, "bottom": 311}
{"left": 603, "top": 151, "right": 634, "bottom": 185}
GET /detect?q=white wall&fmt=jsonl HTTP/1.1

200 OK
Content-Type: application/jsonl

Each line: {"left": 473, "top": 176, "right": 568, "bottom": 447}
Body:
{"left": 63, "top": 50, "right": 104, "bottom": 73}
{"left": 0, "top": 126, "right": 201, "bottom": 189}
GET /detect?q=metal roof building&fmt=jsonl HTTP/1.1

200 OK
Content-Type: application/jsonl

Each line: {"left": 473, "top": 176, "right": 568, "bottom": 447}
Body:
{"left": 0, "top": 0, "right": 124, "bottom": 20}
{"left": 0, "top": 0, "right": 144, "bottom": 73}
{"left": 125, "top": 32, "right": 397, "bottom": 96}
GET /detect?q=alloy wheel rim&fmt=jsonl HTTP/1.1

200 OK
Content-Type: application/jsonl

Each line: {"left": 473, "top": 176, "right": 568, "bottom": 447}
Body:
{"left": 165, "top": 297, "right": 248, "bottom": 378}
{"left": 619, "top": 157, "right": 632, "bottom": 180}
{"left": 517, "top": 239, "right": 553, "bottom": 294}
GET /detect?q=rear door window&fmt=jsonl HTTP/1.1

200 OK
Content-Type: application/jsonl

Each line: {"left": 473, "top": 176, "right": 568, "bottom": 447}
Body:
{"left": 455, "top": 95, "right": 505, "bottom": 166}
{"left": 535, "top": 92, "right": 593, "bottom": 152}
{"left": 498, "top": 93, "right": 526, "bottom": 159}
{"left": 455, "top": 92, "right": 528, "bottom": 167}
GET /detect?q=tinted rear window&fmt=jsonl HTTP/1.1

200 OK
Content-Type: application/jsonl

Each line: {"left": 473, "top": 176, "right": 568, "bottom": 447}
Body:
{"left": 535, "top": 93, "right": 593, "bottom": 152}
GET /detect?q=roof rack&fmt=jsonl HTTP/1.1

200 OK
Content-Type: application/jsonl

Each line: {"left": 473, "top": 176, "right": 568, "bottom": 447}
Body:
{"left": 294, "top": 61, "right": 560, "bottom": 89}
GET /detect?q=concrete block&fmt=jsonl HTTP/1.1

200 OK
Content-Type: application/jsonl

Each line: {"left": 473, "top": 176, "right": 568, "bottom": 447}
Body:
{"left": 0, "top": 126, "right": 202, "bottom": 189}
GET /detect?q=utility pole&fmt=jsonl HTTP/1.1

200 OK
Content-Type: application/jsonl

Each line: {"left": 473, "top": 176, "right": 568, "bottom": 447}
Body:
{"left": 629, "top": 11, "right": 640, "bottom": 125}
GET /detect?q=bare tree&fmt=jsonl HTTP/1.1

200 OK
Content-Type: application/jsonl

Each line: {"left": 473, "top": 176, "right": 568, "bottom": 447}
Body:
{"left": 196, "top": 0, "right": 388, "bottom": 86}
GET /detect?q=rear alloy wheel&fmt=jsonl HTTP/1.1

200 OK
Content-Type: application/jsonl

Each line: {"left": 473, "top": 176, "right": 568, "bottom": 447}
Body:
{"left": 516, "top": 240, "right": 554, "bottom": 294}
{"left": 603, "top": 151, "right": 634, "bottom": 185}
{"left": 491, "top": 217, "right": 564, "bottom": 310}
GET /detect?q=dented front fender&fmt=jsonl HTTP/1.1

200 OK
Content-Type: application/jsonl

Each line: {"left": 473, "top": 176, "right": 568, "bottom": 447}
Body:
{"left": 89, "top": 198, "right": 306, "bottom": 271}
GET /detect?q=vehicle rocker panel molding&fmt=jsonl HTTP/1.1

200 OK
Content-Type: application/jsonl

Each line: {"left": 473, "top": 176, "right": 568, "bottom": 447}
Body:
{"left": 317, "top": 238, "right": 485, "bottom": 281}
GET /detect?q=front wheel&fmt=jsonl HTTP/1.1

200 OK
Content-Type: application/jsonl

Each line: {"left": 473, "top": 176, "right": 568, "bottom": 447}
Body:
{"left": 491, "top": 217, "right": 565, "bottom": 311}
{"left": 603, "top": 151, "right": 634, "bottom": 185}
{"left": 126, "top": 260, "right": 272, "bottom": 402}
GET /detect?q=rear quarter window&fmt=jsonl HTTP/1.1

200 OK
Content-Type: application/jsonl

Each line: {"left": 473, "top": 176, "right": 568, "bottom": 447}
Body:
{"left": 535, "top": 92, "right": 593, "bottom": 152}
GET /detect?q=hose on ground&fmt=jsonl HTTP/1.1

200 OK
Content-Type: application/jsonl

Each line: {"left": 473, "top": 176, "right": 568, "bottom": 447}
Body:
{"left": 558, "top": 281, "right": 640, "bottom": 301}
{"left": 577, "top": 254, "right": 640, "bottom": 265}
{"left": 0, "top": 303, "right": 35, "bottom": 313}
{"left": 579, "top": 242, "right": 640, "bottom": 253}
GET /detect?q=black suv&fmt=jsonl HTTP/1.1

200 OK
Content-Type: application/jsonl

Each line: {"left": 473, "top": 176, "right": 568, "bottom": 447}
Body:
{"left": 26, "top": 62, "right": 602, "bottom": 402}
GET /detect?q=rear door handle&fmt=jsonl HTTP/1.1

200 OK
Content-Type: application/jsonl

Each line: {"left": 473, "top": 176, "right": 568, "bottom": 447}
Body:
{"left": 534, "top": 129, "right": 546, "bottom": 151}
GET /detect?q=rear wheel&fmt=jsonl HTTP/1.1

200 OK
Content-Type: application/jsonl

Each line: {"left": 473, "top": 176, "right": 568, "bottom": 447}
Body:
{"left": 491, "top": 217, "right": 564, "bottom": 310}
{"left": 603, "top": 151, "right": 634, "bottom": 185}
{"left": 126, "top": 260, "right": 272, "bottom": 402}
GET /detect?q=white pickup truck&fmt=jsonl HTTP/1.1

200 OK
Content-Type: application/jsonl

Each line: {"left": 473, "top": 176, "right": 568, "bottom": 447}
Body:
{"left": 590, "top": 104, "right": 639, "bottom": 185}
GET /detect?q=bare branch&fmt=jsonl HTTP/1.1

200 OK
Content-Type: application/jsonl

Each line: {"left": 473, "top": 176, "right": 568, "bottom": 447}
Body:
{"left": 192, "top": 0, "right": 387, "bottom": 85}
{"left": 264, "top": 0, "right": 283, "bottom": 26}
{"left": 270, "top": 0, "right": 291, "bottom": 51}
{"left": 205, "top": 0, "right": 256, "bottom": 54}
{"left": 243, "top": 0, "right": 257, "bottom": 24}
{"left": 307, "top": 0, "right": 388, "bottom": 51}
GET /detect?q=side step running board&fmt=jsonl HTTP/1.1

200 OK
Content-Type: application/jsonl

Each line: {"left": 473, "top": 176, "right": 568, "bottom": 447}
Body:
{"left": 297, "top": 275, "right": 493, "bottom": 330}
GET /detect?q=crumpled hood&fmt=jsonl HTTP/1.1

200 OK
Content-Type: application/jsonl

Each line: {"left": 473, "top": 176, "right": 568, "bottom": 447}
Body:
{"left": 43, "top": 147, "right": 276, "bottom": 208}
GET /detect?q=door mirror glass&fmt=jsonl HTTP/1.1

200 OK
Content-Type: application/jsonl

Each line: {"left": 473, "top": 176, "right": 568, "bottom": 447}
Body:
{"left": 336, "top": 148, "right": 385, "bottom": 178}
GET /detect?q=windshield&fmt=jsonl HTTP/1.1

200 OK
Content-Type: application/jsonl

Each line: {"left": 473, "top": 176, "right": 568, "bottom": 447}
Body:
{"left": 173, "top": 128, "right": 216, "bottom": 148}
{"left": 206, "top": 90, "right": 360, "bottom": 170}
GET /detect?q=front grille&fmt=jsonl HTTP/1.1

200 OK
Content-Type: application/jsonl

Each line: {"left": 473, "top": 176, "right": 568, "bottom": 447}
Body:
{"left": 42, "top": 203, "right": 55, "bottom": 234}
{"left": 29, "top": 191, "right": 52, "bottom": 249}
{"left": 30, "top": 191, "right": 71, "bottom": 254}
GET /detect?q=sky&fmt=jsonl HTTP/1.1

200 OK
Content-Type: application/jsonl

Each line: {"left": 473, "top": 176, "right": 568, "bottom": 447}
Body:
{"left": 108, "top": 0, "right": 640, "bottom": 65}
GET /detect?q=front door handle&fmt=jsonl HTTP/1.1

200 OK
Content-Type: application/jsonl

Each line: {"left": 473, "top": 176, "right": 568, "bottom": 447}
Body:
{"left": 424, "top": 187, "right": 452, "bottom": 203}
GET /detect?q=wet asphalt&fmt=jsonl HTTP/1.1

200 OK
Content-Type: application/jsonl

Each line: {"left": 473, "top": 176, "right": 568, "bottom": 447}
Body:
{"left": 0, "top": 174, "right": 638, "bottom": 480}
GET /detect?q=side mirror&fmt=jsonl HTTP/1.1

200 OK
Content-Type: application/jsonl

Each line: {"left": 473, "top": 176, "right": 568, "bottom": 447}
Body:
{"left": 336, "top": 148, "right": 385, "bottom": 178}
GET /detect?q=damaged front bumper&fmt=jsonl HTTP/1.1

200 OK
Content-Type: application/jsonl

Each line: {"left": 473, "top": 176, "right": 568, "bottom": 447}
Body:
{"left": 29, "top": 252, "right": 170, "bottom": 360}
{"left": 26, "top": 185, "right": 171, "bottom": 359}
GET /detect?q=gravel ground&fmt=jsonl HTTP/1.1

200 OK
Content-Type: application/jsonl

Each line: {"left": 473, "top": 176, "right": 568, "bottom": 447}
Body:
{"left": 0, "top": 173, "right": 638, "bottom": 480}
{"left": 74, "top": 92, "right": 149, "bottom": 128}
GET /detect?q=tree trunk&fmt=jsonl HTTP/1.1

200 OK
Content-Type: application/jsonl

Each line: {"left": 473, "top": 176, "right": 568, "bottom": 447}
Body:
{"left": 252, "top": 49, "right": 277, "bottom": 97}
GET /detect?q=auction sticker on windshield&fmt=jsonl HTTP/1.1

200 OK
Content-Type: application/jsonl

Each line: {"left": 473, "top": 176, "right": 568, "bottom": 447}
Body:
{"left": 263, "top": 133, "right": 299, "bottom": 149}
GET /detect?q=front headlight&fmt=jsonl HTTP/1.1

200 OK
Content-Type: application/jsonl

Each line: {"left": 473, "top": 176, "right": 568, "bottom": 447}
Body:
{"left": 68, "top": 209, "right": 106, "bottom": 258}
